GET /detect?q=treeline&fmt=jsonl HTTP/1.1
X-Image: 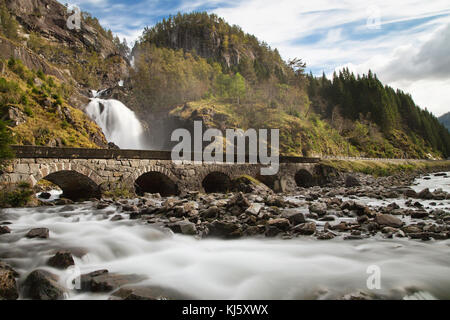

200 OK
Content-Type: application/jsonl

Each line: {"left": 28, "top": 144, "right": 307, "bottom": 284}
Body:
{"left": 307, "top": 69, "right": 450, "bottom": 157}
{"left": 132, "top": 12, "right": 309, "bottom": 116}
{"left": 139, "top": 12, "right": 289, "bottom": 82}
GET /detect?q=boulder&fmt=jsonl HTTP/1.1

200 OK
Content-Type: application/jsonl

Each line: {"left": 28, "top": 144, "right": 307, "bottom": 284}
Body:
{"left": 375, "top": 214, "right": 403, "bottom": 228}
{"left": 0, "top": 267, "right": 18, "bottom": 300}
{"left": 316, "top": 232, "right": 335, "bottom": 240}
{"left": 345, "top": 175, "right": 360, "bottom": 187}
{"left": 207, "top": 221, "right": 241, "bottom": 239}
{"left": 404, "top": 189, "right": 418, "bottom": 198}
{"left": 411, "top": 210, "right": 428, "bottom": 219}
{"left": 227, "top": 192, "right": 251, "bottom": 214}
{"left": 245, "top": 203, "right": 264, "bottom": 216}
{"left": 47, "top": 251, "right": 75, "bottom": 269}
{"left": 80, "top": 270, "right": 145, "bottom": 293}
{"left": 0, "top": 226, "right": 11, "bottom": 235}
{"left": 38, "top": 192, "right": 52, "bottom": 200}
{"left": 292, "top": 222, "right": 316, "bottom": 235}
{"left": 418, "top": 188, "right": 433, "bottom": 200}
{"left": 309, "top": 203, "right": 327, "bottom": 216}
{"left": 281, "top": 208, "right": 306, "bottom": 225}
{"left": 201, "top": 206, "right": 220, "bottom": 219}
{"left": 167, "top": 221, "right": 197, "bottom": 235}
{"left": 402, "top": 225, "right": 422, "bottom": 234}
{"left": 25, "top": 228, "right": 49, "bottom": 239}
{"left": 22, "top": 270, "right": 66, "bottom": 300}
{"left": 267, "top": 218, "right": 291, "bottom": 231}
{"left": 110, "top": 286, "right": 166, "bottom": 300}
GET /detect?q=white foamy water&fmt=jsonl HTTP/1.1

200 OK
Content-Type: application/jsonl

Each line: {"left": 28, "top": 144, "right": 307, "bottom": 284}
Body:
{"left": 0, "top": 203, "right": 449, "bottom": 300}
{"left": 85, "top": 96, "right": 145, "bottom": 150}
{"left": 1, "top": 174, "right": 450, "bottom": 300}
{"left": 411, "top": 172, "right": 450, "bottom": 193}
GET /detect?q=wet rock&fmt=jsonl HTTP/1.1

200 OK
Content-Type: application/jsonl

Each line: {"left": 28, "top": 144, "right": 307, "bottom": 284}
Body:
{"left": 22, "top": 270, "right": 66, "bottom": 300}
{"left": 207, "top": 221, "right": 241, "bottom": 239}
{"left": 227, "top": 193, "right": 251, "bottom": 215}
{"left": 411, "top": 210, "right": 428, "bottom": 219}
{"left": 264, "top": 195, "right": 286, "bottom": 207}
{"left": 402, "top": 225, "right": 422, "bottom": 234}
{"left": 265, "top": 226, "right": 282, "bottom": 237}
{"left": 110, "top": 286, "right": 167, "bottom": 300}
{"left": 345, "top": 175, "right": 360, "bottom": 187}
{"left": 55, "top": 198, "right": 74, "bottom": 205}
{"left": 25, "top": 228, "right": 49, "bottom": 239}
{"left": 404, "top": 189, "right": 418, "bottom": 198}
{"left": 47, "top": 251, "right": 75, "bottom": 269}
{"left": 96, "top": 202, "right": 110, "bottom": 210}
{"left": 408, "top": 232, "right": 431, "bottom": 241}
{"left": 0, "top": 226, "right": 11, "bottom": 235}
{"left": 167, "top": 221, "right": 197, "bottom": 235}
{"left": 375, "top": 214, "right": 403, "bottom": 228}
{"left": 309, "top": 203, "right": 327, "bottom": 216}
{"left": 316, "top": 232, "right": 335, "bottom": 240}
{"left": 319, "top": 215, "right": 336, "bottom": 222}
{"left": 418, "top": 188, "right": 433, "bottom": 200}
{"left": 122, "top": 204, "right": 139, "bottom": 212}
{"left": 281, "top": 208, "right": 306, "bottom": 225}
{"left": 80, "top": 270, "right": 145, "bottom": 293}
{"left": 267, "top": 218, "right": 291, "bottom": 231}
{"left": 0, "top": 262, "right": 19, "bottom": 277}
{"left": 246, "top": 203, "right": 264, "bottom": 216}
{"left": 0, "top": 272, "right": 18, "bottom": 300}
{"left": 434, "top": 173, "right": 447, "bottom": 177}
{"left": 111, "top": 215, "right": 124, "bottom": 221}
{"left": 0, "top": 262, "right": 18, "bottom": 300}
{"left": 331, "top": 222, "right": 351, "bottom": 232}
{"left": 292, "top": 222, "right": 316, "bottom": 235}
{"left": 201, "top": 206, "right": 220, "bottom": 219}
{"left": 357, "top": 215, "right": 369, "bottom": 224}
{"left": 38, "top": 192, "right": 52, "bottom": 200}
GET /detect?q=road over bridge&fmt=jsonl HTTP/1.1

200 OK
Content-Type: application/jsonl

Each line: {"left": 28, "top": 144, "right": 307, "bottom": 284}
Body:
{"left": 0, "top": 146, "right": 329, "bottom": 200}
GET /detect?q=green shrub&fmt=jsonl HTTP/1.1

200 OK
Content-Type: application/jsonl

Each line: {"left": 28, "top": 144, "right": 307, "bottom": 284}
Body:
{"left": 0, "top": 182, "right": 33, "bottom": 207}
{"left": 23, "top": 106, "right": 33, "bottom": 117}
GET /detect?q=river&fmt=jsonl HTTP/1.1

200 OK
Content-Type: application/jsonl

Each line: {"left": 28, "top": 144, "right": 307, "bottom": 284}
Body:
{"left": 1, "top": 173, "right": 449, "bottom": 300}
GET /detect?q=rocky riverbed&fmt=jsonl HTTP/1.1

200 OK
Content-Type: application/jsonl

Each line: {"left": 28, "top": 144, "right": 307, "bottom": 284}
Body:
{"left": 1, "top": 171, "right": 449, "bottom": 300}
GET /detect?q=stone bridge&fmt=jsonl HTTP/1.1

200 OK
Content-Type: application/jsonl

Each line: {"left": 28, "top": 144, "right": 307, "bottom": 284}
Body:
{"left": 0, "top": 146, "right": 326, "bottom": 200}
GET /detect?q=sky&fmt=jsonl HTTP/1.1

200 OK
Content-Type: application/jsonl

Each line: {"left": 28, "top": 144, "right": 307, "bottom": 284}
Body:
{"left": 64, "top": 0, "right": 450, "bottom": 117}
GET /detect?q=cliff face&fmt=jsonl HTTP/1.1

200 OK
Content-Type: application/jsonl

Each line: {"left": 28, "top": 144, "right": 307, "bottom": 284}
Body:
{"left": 0, "top": 0, "right": 127, "bottom": 148}
{"left": 3, "top": 0, "right": 129, "bottom": 94}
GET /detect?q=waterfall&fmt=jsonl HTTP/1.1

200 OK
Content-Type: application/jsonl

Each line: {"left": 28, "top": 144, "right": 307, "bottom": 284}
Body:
{"left": 85, "top": 95, "right": 146, "bottom": 150}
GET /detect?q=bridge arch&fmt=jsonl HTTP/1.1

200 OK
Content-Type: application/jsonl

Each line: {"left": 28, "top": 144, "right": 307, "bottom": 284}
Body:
{"left": 122, "top": 165, "right": 180, "bottom": 197}
{"left": 294, "top": 169, "right": 315, "bottom": 188}
{"left": 135, "top": 171, "right": 179, "bottom": 196}
{"left": 41, "top": 170, "right": 101, "bottom": 201}
{"left": 202, "top": 171, "right": 232, "bottom": 193}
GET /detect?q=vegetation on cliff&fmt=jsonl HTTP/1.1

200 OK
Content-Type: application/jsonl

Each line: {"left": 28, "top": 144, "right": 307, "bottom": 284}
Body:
{"left": 0, "top": 58, "right": 107, "bottom": 148}
{"left": 132, "top": 12, "right": 449, "bottom": 158}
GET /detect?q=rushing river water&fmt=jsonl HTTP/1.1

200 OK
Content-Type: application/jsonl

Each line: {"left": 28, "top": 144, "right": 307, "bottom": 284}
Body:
{"left": 1, "top": 174, "right": 450, "bottom": 300}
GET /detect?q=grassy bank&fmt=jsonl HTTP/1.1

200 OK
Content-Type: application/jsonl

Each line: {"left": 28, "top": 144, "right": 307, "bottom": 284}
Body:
{"left": 320, "top": 159, "right": 450, "bottom": 177}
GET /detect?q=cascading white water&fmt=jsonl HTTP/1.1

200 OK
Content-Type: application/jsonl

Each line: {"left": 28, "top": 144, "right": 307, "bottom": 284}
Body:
{"left": 85, "top": 93, "right": 145, "bottom": 150}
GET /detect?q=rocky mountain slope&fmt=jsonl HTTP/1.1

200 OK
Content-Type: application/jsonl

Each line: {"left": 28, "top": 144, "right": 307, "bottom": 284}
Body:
{"left": 0, "top": 0, "right": 129, "bottom": 148}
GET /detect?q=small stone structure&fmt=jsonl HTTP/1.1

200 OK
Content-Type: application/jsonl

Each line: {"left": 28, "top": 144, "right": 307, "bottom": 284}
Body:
{"left": 0, "top": 146, "right": 323, "bottom": 200}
